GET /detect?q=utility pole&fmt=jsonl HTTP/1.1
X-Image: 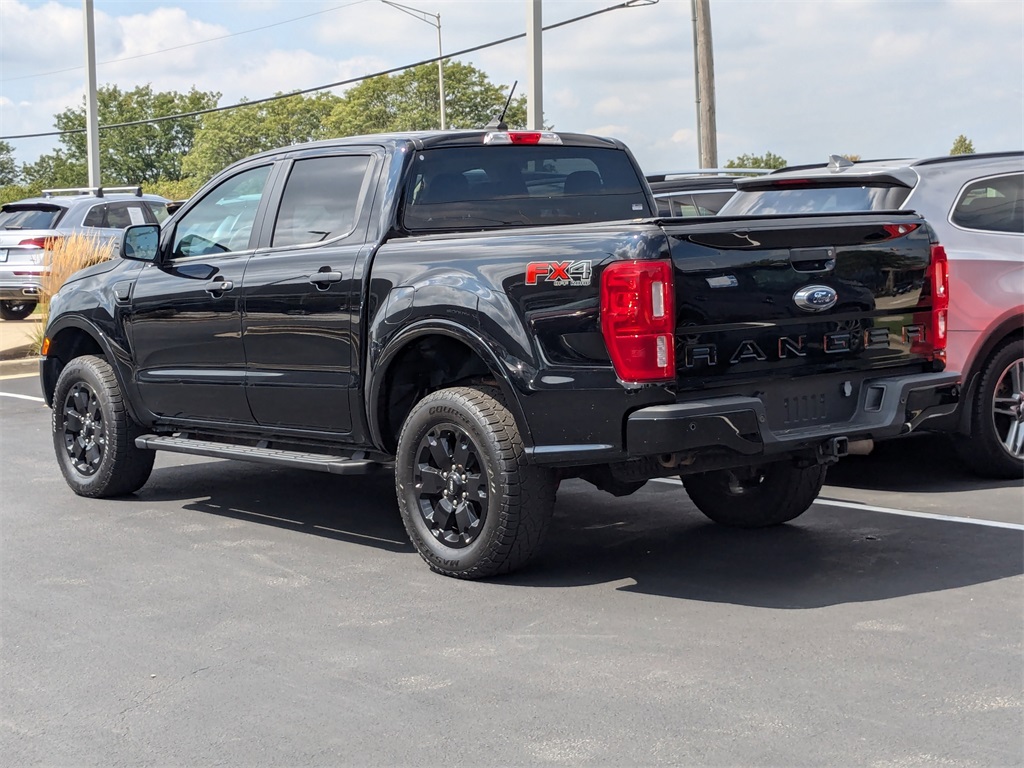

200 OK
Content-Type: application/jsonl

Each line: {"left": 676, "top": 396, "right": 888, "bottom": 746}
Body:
{"left": 526, "top": 0, "right": 543, "bottom": 130}
{"left": 83, "top": 0, "right": 101, "bottom": 187}
{"left": 691, "top": 0, "right": 717, "bottom": 167}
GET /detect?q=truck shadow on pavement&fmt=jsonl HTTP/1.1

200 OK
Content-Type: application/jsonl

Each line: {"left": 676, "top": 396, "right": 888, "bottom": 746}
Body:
{"left": 826, "top": 433, "right": 1020, "bottom": 493}
{"left": 131, "top": 459, "right": 1022, "bottom": 609}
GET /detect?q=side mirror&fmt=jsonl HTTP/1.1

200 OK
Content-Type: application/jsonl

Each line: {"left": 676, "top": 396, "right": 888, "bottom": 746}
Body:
{"left": 122, "top": 224, "right": 160, "bottom": 262}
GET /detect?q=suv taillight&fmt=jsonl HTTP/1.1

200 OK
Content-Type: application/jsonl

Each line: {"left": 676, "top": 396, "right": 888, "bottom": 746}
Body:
{"left": 600, "top": 260, "right": 675, "bottom": 383}
{"left": 929, "top": 243, "right": 949, "bottom": 357}
{"left": 18, "top": 236, "right": 62, "bottom": 249}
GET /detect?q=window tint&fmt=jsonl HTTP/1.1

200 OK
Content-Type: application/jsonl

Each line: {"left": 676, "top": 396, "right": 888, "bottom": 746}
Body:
{"left": 171, "top": 165, "right": 271, "bottom": 258}
{"left": 951, "top": 174, "right": 1024, "bottom": 234}
{"left": 83, "top": 202, "right": 153, "bottom": 229}
{"left": 655, "top": 190, "right": 735, "bottom": 216}
{"left": 0, "top": 206, "right": 64, "bottom": 229}
{"left": 272, "top": 155, "right": 371, "bottom": 247}
{"left": 720, "top": 183, "right": 911, "bottom": 215}
{"left": 403, "top": 146, "right": 652, "bottom": 231}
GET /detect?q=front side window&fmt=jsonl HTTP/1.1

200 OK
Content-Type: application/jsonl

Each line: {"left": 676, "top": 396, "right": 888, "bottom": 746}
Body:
{"left": 951, "top": 173, "right": 1023, "bottom": 234}
{"left": 171, "top": 165, "right": 271, "bottom": 258}
{"left": 271, "top": 155, "right": 371, "bottom": 247}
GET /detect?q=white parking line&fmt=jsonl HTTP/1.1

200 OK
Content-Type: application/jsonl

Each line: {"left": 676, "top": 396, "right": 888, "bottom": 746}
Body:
{"left": 0, "top": 392, "right": 45, "bottom": 403}
{"left": 0, "top": 372, "right": 37, "bottom": 381}
{"left": 651, "top": 477, "right": 1024, "bottom": 531}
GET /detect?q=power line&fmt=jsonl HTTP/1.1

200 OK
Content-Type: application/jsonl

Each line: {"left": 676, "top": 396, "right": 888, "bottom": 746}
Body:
{"left": 0, "top": 1, "right": 372, "bottom": 83}
{"left": 0, "top": 0, "right": 657, "bottom": 142}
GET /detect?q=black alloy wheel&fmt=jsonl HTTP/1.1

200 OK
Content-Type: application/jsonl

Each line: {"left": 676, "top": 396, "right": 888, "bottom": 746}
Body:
{"left": 413, "top": 425, "right": 489, "bottom": 548}
{"left": 395, "top": 386, "right": 557, "bottom": 579}
{"left": 52, "top": 355, "right": 155, "bottom": 498}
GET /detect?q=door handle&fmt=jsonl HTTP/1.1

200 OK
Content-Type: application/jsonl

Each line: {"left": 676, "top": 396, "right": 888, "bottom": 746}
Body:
{"left": 204, "top": 280, "right": 234, "bottom": 294}
{"left": 309, "top": 271, "right": 342, "bottom": 285}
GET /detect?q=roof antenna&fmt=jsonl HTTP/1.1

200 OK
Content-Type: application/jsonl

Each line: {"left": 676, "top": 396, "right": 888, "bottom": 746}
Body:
{"left": 485, "top": 81, "right": 518, "bottom": 130}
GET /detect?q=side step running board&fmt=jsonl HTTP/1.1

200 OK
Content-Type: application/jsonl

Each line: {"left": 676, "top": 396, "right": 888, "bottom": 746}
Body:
{"left": 135, "top": 435, "right": 391, "bottom": 475}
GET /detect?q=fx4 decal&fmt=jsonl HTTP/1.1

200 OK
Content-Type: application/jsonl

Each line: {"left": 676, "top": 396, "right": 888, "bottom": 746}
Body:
{"left": 525, "top": 260, "right": 593, "bottom": 287}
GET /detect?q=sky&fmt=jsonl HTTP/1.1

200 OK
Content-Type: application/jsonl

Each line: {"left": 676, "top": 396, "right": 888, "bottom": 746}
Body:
{"left": 1, "top": 0, "right": 1022, "bottom": 177}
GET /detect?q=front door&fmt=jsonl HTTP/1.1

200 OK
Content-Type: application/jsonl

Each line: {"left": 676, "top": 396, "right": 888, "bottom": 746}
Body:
{"left": 129, "top": 164, "right": 273, "bottom": 423}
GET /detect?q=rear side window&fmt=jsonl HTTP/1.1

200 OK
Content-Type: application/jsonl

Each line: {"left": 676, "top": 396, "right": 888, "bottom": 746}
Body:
{"left": 721, "top": 183, "right": 911, "bottom": 215}
{"left": 402, "top": 145, "right": 652, "bottom": 231}
{"left": 83, "top": 202, "right": 156, "bottom": 229}
{"left": 951, "top": 173, "right": 1023, "bottom": 234}
{"left": 272, "top": 155, "right": 372, "bottom": 247}
{"left": 0, "top": 205, "right": 64, "bottom": 230}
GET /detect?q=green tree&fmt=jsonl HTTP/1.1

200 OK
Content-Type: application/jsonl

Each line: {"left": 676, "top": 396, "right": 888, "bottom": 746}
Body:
{"left": 29, "top": 84, "right": 219, "bottom": 188}
{"left": 950, "top": 134, "right": 975, "bottom": 155}
{"left": 324, "top": 61, "right": 527, "bottom": 137}
{"left": 182, "top": 91, "right": 340, "bottom": 183}
{"left": 0, "top": 141, "right": 18, "bottom": 185}
{"left": 726, "top": 151, "right": 787, "bottom": 170}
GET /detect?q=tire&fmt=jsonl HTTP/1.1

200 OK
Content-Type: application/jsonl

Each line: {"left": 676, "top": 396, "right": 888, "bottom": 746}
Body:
{"left": 52, "top": 355, "right": 155, "bottom": 498}
{"left": 682, "top": 461, "right": 827, "bottom": 528}
{"left": 955, "top": 338, "right": 1024, "bottom": 479}
{"left": 0, "top": 300, "right": 37, "bottom": 320}
{"left": 395, "top": 386, "right": 557, "bottom": 579}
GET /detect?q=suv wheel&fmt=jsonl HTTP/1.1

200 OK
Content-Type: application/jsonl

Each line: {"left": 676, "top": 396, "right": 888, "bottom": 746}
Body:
{"left": 682, "top": 462, "right": 827, "bottom": 527}
{"left": 956, "top": 338, "right": 1024, "bottom": 479}
{"left": 395, "top": 386, "right": 556, "bottom": 579}
{"left": 0, "top": 300, "right": 37, "bottom": 321}
{"left": 52, "top": 355, "right": 155, "bottom": 497}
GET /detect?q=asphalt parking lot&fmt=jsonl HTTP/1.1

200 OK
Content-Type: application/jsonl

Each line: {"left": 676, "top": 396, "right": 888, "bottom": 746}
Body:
{"left": 2, "top": 367, "right": 1021, "bottom": 767}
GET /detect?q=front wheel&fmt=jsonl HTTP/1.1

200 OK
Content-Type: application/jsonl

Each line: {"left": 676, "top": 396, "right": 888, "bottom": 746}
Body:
{"left": 395, "top": 386, "right": 556, "bottom": 579}
{"left": 52, "top": 355, "right": 155, "bottom": 498}
{"left": 682, "top": 461, "right": 827, "bottom": 528}
{"left": 0, "top": 299, "right": 37, "bottom": 320}
{"left": 955, "top": 338, "right": 1024, "bottom": 479}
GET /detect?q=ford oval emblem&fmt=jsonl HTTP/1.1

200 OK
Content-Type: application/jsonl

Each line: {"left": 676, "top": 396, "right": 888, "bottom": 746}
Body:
{"left": 793, "top": 285, "right": 838, "bottom": 313}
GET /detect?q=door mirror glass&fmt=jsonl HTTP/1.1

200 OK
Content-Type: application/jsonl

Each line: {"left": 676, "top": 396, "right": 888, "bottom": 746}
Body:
{"left": 122, "top": 224, "right": 160, "bottom": 262}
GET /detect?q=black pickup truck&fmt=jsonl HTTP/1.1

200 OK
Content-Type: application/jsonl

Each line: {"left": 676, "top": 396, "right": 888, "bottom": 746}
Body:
{"left": 40, "top": 129, "right": 959, "bottom": 579}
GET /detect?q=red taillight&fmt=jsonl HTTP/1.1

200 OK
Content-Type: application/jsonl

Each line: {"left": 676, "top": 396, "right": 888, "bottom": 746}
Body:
{"left": 18, "top": 236, "right": 62, "bottom": 249}
{"left": 929, "top": 243, "right": 949, "bottom": 356}
{"left": 882, "top": 223, "right": 921, "bottom": 239}
{"left": 600, "top": 260, "right": 675, "bottom": 383}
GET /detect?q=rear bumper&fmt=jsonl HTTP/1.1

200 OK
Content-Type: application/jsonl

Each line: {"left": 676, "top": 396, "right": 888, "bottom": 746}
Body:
{"left": 626, "top": 371, "right": 961, "bottom": 457}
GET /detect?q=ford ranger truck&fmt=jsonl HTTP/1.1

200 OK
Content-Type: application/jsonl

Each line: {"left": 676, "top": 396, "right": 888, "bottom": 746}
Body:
{"left": 39, "top": 130, "right": 959, "bottom": 579}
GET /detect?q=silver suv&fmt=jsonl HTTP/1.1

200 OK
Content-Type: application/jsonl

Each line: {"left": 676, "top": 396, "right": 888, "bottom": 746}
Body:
{"left": 720, "top": 152, "right": 1024, "bottom": 478}
{"left": 0, "top": 187, "right": 168, "bottom": 320}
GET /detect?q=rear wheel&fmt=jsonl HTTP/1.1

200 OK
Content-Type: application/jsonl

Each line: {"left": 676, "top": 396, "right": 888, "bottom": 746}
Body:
{"left": 0, "top": 300, "right": 37, "bottom": 320}
{"left": 52, "top": 355, "right": 155, "bottom": 498}
{"left": 956, "top": 338, "right": 1024, "bottom": 479}
{"left": 682, "top": 461, "right": 827, "bottom": 528}
{"left": 395, "top": 386, "right": 556, "bottom": 579}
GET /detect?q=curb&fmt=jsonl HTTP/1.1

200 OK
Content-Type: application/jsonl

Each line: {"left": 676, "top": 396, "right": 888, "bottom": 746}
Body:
{"left": 0, "top": 349, "right": 38, "bottom": 375}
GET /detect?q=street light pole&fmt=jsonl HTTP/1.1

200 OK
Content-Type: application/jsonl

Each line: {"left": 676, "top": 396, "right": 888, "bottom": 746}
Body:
{"left": 380, "top": 0, "right": 446, "bottom": 130}
{"left": 82, "top": 0, "right": 101, "bottom": 187}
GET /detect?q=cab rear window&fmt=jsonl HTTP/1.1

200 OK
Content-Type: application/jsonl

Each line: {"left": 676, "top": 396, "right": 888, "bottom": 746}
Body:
{"left": 402, "top": 146, "right": 652, "bottom": 231}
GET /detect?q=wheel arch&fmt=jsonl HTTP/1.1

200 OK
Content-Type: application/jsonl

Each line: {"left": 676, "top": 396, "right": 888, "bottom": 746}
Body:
{"left": 366, "top": 320, "right": 534, "bottom": 455}
{"left": 41, "top": 316, "right": 127, "bottom": 410}
{"left": 956, "top": 313, "right": 1024, "bottom": 434}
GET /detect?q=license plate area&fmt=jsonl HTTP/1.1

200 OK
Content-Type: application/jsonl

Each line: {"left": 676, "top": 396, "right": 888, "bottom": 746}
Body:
{"left": 0, "top": 249, "right": 8, "bottom": 262}
{"left": 765, "top": 378, "right": 860, "bottom": 430}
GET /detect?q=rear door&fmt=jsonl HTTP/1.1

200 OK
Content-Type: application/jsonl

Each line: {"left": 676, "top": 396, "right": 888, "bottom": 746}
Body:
{"left": 241, "top": 148, "right": 382, "bottom": 434}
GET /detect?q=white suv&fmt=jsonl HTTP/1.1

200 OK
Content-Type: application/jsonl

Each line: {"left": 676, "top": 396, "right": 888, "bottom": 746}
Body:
{"left": 720, "top": 152, "right": 1024, "bottom": 478}
{"left": 0, "top": 186, "right": 168, "bottom": 320}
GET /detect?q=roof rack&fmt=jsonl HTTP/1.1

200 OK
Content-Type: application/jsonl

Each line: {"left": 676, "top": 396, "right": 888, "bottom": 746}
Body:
{"left": 41, "top": 185, "right": 143, "bottom": 198}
